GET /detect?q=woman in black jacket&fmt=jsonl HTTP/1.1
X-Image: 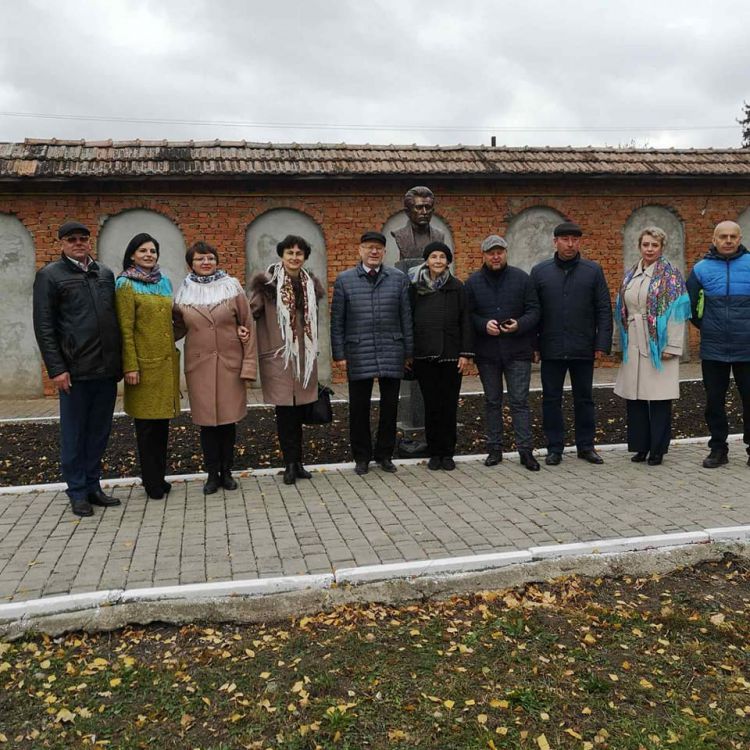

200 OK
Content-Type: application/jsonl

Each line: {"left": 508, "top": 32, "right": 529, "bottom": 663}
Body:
{"left": 410, "top": 241, "right": 474, "bottom": 470}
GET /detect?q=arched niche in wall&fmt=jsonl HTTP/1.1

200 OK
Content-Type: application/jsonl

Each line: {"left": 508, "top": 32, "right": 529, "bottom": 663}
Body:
{"left": 504, "top": 206, "right": 565, "bottom": 273}
{"left": 623, "top": 205, "right": 685, "bottom": 273}
{"left": 98, "top": 209, "right": 188, "bottom": 385}
{"left": 0, "top": 214, "right": 41, "bottom": 397}
{"left": 245, "top": 209, "right": 330, "bottom": 382}
{"left": 381, "top": 211, "right": 454, "bottom": 269}
{"left": 737, "top": 207, "right": 750, "bottom": 246}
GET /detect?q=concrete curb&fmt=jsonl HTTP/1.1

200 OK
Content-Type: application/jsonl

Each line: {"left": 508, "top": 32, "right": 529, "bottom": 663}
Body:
{"left": 2, "top": 526, "right": 748, "bottom": 638}
{"left": 0, "top": 432, "right": 736, "bottom": 496}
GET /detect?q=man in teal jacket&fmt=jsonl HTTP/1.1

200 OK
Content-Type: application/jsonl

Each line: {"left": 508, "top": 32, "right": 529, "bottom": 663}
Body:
{"left": 687, "top": 220, "right": 750, "bottom": 468}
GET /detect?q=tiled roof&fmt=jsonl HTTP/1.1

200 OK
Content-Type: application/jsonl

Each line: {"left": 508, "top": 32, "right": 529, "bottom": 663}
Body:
{"left": 0, "top": 139, "right": 749, "bottom": 179}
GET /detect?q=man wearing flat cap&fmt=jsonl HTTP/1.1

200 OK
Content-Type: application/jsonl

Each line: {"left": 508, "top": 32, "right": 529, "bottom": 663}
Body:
{"left": 465, "top": 234, "right": 541, "bottom": 471}
{"left": 33, "top": 221, "right": 122, "bottom": 517}
{"left": 530, "top": 221, "right": 612, "bottom": 465}
{"left": 331, "top": 231, "right": 414, "bottom": 475}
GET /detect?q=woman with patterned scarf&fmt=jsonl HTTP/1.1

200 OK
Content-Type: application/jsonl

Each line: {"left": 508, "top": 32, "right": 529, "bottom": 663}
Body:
{"left": 614, "top": 226, "right": 691, "bottom": 465}
{"left": 173, "top": 241, "right": 257, "bottom": 495}
{"left": 249, "top": 234, "right": 325, "bottom": 485}
{"left": 115, "top": 232, "right": 180, "bottom": 499}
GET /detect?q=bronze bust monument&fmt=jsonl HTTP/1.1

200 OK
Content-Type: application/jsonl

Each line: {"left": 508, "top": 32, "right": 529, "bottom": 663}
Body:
{"left": 391, "top": 186, "right": 445, "bottom": 263}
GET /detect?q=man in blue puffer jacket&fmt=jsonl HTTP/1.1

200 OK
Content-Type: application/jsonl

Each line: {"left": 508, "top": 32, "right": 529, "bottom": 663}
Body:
{"left": 331, "top": 231, "right": 414, "bottom": 476}
{"left": 687, "top": 220, "right": 750, "bottom": 468}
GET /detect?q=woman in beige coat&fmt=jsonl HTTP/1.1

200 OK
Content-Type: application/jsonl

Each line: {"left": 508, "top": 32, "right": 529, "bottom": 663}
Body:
{"left": 614, "top": 227, "right": 691, "bottom": 465}
{"left": 173, "top": 241, "right": 257, "bottom": 494}
{"left": 249, "top": 234, "right": 325, "bottom": 485}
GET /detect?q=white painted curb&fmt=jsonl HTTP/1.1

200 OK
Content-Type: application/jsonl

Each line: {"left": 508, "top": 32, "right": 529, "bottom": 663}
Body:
{"left": 3, "top": 527, "right": 748, "bottom": 628}
{"left": 335, "top": 550, "right": 532, "bottom": 584}
{"left": 119, "top": 574, "right": 334, "bottom": 603}
{"left": 529, "top": 531, "right": 710, "bottom": 560}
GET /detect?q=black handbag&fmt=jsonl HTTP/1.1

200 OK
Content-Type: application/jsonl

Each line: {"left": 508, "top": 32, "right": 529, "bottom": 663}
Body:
{"left": 302, "top": 384, "right": 334, "bottom": 425}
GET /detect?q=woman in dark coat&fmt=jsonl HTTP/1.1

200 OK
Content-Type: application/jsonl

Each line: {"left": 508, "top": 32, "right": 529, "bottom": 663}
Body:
{"left": 249, "top": 235, "right": 325, "bottom": 485}
{"left": 410, "top": 240, "right": 474, "bottom": 470}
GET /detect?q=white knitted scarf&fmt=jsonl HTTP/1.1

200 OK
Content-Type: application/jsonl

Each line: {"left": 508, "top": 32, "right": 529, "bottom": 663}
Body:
{"left": 174, "top": 273, "right": 244, "bottom": 308}
{"left": 266, "top": 262, "right": 318, "bottom": 389}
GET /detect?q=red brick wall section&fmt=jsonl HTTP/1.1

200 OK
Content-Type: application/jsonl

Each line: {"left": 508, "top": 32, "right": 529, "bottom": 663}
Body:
{"left": 1, "top": 178, "right": 748, "bottom": 390}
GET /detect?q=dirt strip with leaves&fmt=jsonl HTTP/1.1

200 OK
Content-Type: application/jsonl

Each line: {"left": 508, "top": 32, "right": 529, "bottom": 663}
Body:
{"left": 2, "top": 556, "right": 749, "bottom": 749}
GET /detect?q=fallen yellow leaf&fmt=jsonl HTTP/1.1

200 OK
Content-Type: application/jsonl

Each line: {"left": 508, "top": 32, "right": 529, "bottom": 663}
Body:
{"left": 536, "top": 734, "right": 550, "bottom": 750}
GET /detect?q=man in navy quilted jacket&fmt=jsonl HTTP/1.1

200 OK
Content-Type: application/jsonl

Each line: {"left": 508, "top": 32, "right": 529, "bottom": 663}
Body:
{"left": 331, "top": 231, "right": 414, "bottom": 475}
{"left": 687, "top": 220, "right": 750, "bottom": 468}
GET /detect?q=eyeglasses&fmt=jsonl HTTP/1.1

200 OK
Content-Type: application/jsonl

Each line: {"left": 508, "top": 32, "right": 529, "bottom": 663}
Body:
{"left": 63, "top": 235, "right": 90, "bottom": 244}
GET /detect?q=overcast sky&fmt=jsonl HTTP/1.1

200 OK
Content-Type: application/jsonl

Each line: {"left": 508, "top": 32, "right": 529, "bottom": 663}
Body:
{"left": 1, "top": 0, "right": 748, "bottom": 149}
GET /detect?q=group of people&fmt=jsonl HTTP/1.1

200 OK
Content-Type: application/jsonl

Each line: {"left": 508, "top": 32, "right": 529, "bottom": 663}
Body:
{"left": 31, "top": 215, "right": 750, "bottom": 518}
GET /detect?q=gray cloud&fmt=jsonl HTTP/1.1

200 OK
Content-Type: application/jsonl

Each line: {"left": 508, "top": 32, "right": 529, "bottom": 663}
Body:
{"left": 0, "top": 0, "right": 747, "bottom": 147}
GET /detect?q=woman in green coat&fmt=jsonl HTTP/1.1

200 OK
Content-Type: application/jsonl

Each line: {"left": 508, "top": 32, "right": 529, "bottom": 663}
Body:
{"left": 115, "top": 233, "right": 180, "bottom": 499}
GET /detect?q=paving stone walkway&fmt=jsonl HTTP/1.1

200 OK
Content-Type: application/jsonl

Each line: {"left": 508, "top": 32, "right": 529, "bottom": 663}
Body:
{"left": 1, "top": 437, "right": 748, "bottom": 604}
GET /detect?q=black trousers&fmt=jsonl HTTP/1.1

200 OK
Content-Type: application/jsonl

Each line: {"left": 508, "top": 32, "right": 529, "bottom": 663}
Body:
{"left": 702, "top": 360, "right": 750, "bottom": 452}
{"left": 348, "top": 377, "right": 401, "bottom": 462}
{"left": 134, "top": 418, "right": 169, "bottom": 498}
{"left": 275, "top": 406, "right": 306, "bottom": 463}
{"left": 414, "top": 360, "right": 462, "bottom": 458}
{"left": 200, "top": 423, "right": 237, "bottom": 474}
{"left": 541, "top": 359, "right": 595, "bottom": 453}
{"left": 626, "top": 399, "right": 672, "bottom": 455}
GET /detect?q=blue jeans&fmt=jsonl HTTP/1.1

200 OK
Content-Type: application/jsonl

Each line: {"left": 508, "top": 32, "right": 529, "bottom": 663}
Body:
{"left": 477, "top": 359, "right": 532, "bottom": 451}
{"left": 541, "top": 359, "right": 595, "bottom": 454}
{"left": 59, "top": 378, "right": 118, "bottom": 501}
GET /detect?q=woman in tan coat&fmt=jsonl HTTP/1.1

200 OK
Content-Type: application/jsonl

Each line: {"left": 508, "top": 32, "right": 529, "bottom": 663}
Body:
{"left": 173, "top": 241, "right": 257, "bottom": 494}
{"left": 249, "top": 234, "right": 325, "bottom": 485}
{"left": 614, "top": 227, "right": 691, "bottom": 465}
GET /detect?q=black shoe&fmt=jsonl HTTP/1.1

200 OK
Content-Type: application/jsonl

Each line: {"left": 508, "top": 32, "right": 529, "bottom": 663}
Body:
{"left": 747, "top": 455, "right": 750, "bottom": 467}
{"left": 295, "top": 462, "right": 312, "bottom": 479}
{"left": 519, "top": 450, "right": 540, "bottom": 472}
{"left": 354, "top": 461, "right": 369, "bottom": 475}
{"left": 577, "top": 449, "right": 604, "bottom": 465}
{"left": 702, "top": 449, "right": 728, "bottom": 469}
{"left": 631, "top": 452, "right": 648, "bottom": 463}
{"left": 545, "top": 452, "right": 562, "bottom": 466}
{"left": 71, "top": 497, "right": 94, "bottom": 517}
{"left": 427, "top": 456, "right": 442, "bottom": 470}
{"left": 87, "top": 489, "right": 121, "bottom": 507}
{"left": 283, "top": 464, "right": 296, "bottom": 485}
{"left": 647, "top": 453, "right": 663, "bottom": 466}
{"left": 203, "top": 472, "right": 221, "bottom": 494}
{"left": 162, "top": 481, "right": 172, "bottom": 495}
{"left": 221, "top": 471, "right": 238, "bottom": 491}
{"left": 484, "top": 449, "right": 502, "bottom": 467}
{"left": 442, "top": 457, "right": 456, "bottom": 471}
{"left": 378, "top": 458, "right": 397, "bottom": 473}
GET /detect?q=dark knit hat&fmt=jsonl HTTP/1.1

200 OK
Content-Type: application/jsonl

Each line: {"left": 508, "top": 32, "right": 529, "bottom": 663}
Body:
{"left": 553, "top": 221, "right": 583, "bottom": 237}
{"left": 360, "top": 231, "right": 386, "bottom": 246}
{"left": 58, "top": 221, "right": 90, "bottom": 239}
{"left": 122, "top": 232, "right": 160, "bottom": 271}
{"left": 422, "top": 240, "right": 453, "bottom": 263}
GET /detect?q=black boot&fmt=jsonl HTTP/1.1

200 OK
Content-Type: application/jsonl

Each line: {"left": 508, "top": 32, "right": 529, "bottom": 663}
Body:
{"left": 221, "top": 465, "right": 238, "bottom": 490}
{"left": 295, "top": 462, "right": 312, "bottom": 479}
{"left": 283, "top": 464, "right": 296, "bottom": 485}
{"left": 203, "top": 472, "right": 221, "bottom": 495}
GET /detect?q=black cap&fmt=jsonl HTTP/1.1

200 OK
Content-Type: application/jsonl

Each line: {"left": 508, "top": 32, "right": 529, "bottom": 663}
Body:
{"left": 422, "top": 240, "right": 453, "bottom": 264}
{"left": 58, "top": 221, "right": 91, "bottom": 239}
{"left": 553, "top": 221, "right": 582, "bottom": 238}
{"left": 360, "top": 231, "right": 386, "bottom": 246}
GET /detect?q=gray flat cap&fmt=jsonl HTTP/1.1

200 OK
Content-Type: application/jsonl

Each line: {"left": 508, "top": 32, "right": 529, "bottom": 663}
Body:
{"left": 480, "top": 234, "right": 508, "bottom": 252}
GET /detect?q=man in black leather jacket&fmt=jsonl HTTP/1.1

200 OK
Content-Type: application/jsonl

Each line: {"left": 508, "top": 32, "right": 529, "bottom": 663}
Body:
{"left": 33, "top": 221, "right": 123, "bottom": 517}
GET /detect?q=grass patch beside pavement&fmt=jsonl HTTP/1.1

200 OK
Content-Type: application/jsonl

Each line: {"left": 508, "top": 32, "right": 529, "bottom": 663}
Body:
{"left": 1, "top": 556, "right": 749, "bottom": 749}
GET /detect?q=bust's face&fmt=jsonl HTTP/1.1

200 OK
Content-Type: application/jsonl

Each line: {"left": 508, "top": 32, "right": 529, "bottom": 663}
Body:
{"left": 407, "top": 196, "right": 435, "bottom": 227}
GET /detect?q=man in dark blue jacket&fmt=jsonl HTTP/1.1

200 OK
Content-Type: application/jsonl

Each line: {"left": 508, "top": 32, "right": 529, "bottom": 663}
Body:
{"left": 33, "top": 221, "right": 123, "bottom": 517}
{"left": 687, "top": 220, "right": 750, "bottom": 468}
{"left": 465, "top": 234, "right": 541, "bottom": 470}
{"left": 331, "top": 231, "right": 414, "bottom": 475}
{"left": 530, "top": 221, "right": 612, "bottom": 465}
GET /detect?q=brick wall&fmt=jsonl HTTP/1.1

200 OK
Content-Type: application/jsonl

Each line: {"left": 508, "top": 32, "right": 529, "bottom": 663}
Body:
{"left": 2, "top": 176, "right": 748, "bottom": 392}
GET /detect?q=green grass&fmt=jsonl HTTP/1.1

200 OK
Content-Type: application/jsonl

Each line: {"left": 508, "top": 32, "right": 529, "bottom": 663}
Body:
{"left": 2, "top": 556, "right": 750, "bottom": 749}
